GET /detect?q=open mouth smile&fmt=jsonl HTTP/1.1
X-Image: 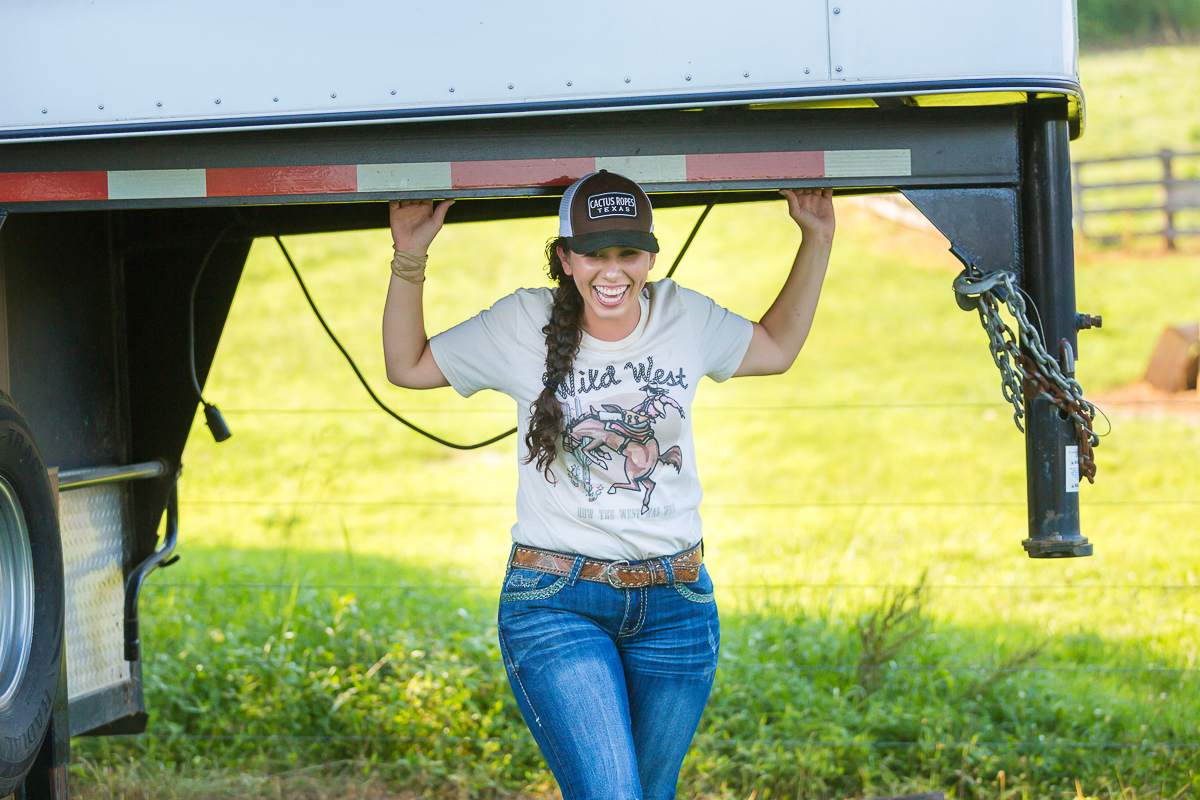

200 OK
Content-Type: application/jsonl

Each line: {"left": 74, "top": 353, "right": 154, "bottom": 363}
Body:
{"left": 594, "top": 285, "right": 629, "bottom": 307}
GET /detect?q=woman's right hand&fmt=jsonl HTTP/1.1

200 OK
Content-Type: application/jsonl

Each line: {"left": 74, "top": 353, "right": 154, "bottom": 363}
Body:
{"left": 389, "top": 199, "right": 455, "bottom": 254}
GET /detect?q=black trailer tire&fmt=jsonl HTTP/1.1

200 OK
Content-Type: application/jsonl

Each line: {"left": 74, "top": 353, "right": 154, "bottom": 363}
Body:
{"left": 0, "top": 391, "right": 64, "bottom": 797}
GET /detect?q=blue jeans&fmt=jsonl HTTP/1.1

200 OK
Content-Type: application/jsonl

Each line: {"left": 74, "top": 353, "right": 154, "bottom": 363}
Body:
{"left": 497, "top": 547, "right": 720, "bottom": 800}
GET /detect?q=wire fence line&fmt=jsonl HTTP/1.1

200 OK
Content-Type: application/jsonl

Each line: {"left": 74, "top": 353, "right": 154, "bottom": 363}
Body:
{"left": 123, "top": 732, "right": 1200, "bottom": 749}
{"left": 137, "top": 646, "right": 1200, "bottom": 676}
{"left": 220, "top": 398, "right": 1194, "bottom": 414}
{"left": 179, "top": 498, "right": 1200, "bottom": 507}
{"left": 218, "top": 404, "right": 1012, "bottom": 414}
{"left": 152, "top": 582, "right": 1196, "bottom": 591}
{"left": 717, "top": 664, "right": 1195, "bottom": 674}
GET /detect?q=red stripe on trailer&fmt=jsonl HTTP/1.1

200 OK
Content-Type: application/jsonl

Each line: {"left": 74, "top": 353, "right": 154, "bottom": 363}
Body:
{"left": 452, "top": 158, "right": 596, "bottom": 189}
{"left": 206, "top": 165, "right": 358, "bottom": 197}
{"left": 0, "top": 171, "right": 108, "bottom": 202}
{"left": 0, "top": 149, "right": 864, "bottom": 203}
{"left": 686, "top": 151, "right": 824, "bottom": 181}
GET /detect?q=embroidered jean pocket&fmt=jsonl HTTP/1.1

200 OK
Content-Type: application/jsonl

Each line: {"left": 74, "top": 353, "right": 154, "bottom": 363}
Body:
{"left": 672, "top": 566, "right": 716, "bottom": 604}
{"left": 500, "top": 568, "right": 568, "bottom": 603}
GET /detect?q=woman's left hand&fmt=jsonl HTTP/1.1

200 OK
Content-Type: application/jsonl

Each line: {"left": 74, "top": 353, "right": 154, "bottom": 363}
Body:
{"left": 780, "top": 188, "right": 835, "bottom": 242}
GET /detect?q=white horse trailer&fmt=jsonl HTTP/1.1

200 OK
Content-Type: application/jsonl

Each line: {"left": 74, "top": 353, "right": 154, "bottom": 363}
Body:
{"left": 0, "top": 1, "right": 1093, "bottom": 796}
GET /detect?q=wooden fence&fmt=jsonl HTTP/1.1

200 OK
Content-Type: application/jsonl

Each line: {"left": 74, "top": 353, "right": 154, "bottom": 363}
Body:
{"left": 1073, "top": 149, "right": 1200, "bottom": 249}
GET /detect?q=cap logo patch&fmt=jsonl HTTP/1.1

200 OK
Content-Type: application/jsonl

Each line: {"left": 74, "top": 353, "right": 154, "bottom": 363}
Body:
{"left": 587, "top": 191, "right": 637, "bottom": 220}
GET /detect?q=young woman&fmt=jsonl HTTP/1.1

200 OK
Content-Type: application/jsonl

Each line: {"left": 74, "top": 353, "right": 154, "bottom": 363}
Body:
{"left": 383, "top": 171, "right": 834, "bottom": 800}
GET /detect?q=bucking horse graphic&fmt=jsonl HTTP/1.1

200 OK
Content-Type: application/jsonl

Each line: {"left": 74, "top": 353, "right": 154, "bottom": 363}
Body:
{"left": 561, "top": 385, "right": 685, "bottom": 514}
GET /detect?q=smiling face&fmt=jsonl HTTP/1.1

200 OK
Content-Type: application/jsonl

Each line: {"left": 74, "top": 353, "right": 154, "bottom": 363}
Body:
{"left": 559, "top": 245, "right": 656, "bottom": 341}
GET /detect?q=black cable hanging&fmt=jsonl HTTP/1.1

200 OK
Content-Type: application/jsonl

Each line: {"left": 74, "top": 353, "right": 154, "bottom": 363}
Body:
{"left": 189, "top": 222, "right": 241, "bottom": 442}
{"left": 273, "top": 201, "right": 714, "bottom": 451}
{"left": 274, "top": 236, "right": 517, "bottom": 450}
{"left": 666, "top": 203, "right": 714, "bottom": 279}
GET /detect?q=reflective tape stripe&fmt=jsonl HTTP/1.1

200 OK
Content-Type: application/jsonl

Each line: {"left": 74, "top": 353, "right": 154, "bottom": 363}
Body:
{"left": 451, "top": 157, "right": 595, "bottom": 189}
{"left": 207, "top": 165, "right": 356, "bottom": 197}
{"left": 824, "top": 149, "right": 911, "bottom": 177}
{"left": 0, "top": 149, "right": 911, "bottom": 202}
{"left": 108, "top": 169, "right": 206, "bottom": 199}
{"left": 687, "top": 151, "right": 824, "bottom": 181}
{"left": 357, "top": 162, "right": 452, "bottom": 192}
{"left": 0, "top": 171, "right": 107, "bottom": 201}
{"left": 595, "top": 155, "right": 688, "bottom": 183}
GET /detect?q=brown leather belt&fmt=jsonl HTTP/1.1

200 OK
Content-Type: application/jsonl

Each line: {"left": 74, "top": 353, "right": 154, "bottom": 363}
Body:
{"left": 509, "top": 542, "right": 703, "bottom": 589}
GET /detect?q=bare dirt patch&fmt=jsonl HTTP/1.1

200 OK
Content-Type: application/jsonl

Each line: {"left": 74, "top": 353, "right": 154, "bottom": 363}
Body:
{"left": 838, "top": 197, "right": 961, "bottom": 271}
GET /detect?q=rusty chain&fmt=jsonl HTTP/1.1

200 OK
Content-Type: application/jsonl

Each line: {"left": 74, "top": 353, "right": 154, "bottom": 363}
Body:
{"left": 952, "top": 265, "right": 1099, "bottom": 483}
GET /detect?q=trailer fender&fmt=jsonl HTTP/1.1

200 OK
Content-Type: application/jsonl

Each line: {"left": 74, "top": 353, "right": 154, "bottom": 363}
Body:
{"left": 0, "top": 390, "right": 64, "bottom": 796}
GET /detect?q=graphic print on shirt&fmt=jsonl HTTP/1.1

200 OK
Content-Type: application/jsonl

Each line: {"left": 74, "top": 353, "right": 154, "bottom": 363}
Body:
{"left": 560, "top": 379, "right": 687, "bottom": 515}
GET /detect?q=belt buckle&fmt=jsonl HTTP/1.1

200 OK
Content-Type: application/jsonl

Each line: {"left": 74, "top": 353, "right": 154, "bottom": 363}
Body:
{"left": 601, "top": 559, "right": 632, "bottom": 589}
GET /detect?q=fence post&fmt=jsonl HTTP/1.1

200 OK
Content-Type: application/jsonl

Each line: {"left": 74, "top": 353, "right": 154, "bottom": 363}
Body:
{"left": 1161, "top": 148, "right": 1177, "bottom": 250}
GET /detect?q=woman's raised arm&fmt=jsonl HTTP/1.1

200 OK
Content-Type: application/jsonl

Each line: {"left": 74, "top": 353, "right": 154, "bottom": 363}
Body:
{"left": 733, "top": 188, "right": 836, "bottom": 378}
{"left": 382, "top": 199, "right": 455, "bottom": 389}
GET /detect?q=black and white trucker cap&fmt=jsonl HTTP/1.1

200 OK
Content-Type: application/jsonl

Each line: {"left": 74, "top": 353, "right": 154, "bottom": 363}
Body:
{"left": 559, "top": 170, "right": 659, "bottom": 253}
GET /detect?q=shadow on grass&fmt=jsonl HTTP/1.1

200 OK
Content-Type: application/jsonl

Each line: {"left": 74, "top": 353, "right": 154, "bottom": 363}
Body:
{"left": 70, "top": 545, "right": 1200, "bottom": 800}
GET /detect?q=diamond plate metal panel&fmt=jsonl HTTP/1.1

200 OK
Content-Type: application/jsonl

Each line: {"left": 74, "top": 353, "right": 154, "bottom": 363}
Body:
{"left": 60, "top": 484, "right": 130, "bottom": 700}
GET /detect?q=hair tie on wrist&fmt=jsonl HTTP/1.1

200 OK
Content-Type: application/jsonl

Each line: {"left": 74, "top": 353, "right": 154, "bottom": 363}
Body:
{"left": 391, "top": 249, "right": 428, "bottom": 284}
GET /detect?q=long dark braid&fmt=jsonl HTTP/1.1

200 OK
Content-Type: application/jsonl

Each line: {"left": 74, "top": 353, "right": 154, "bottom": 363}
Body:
{"left": 524, "top": 237, "right": 583, "bottom": 481}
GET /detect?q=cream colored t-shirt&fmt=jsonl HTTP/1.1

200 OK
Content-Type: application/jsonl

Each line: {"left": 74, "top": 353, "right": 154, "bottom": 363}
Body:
{"left": 430, "top": 279, "right": 753, "bottom": 561}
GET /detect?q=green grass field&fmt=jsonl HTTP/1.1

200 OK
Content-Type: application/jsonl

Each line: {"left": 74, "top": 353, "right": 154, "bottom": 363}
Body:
{"left": 1076, "top": 47, "right": 1200, "bottom": 158}
{"left": 71, "top": 48, "right": 1200, "bottom": 800}
{"left": 1072, "top": 47, "right": 1200, "bottom": 246}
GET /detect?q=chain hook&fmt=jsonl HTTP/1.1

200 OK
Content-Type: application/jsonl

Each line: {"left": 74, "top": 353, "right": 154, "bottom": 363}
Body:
{"left": 951, "top": 256, "right": 1101, "bottom": 483}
